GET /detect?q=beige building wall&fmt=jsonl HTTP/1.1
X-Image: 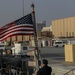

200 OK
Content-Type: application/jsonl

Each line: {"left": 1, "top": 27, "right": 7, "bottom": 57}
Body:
{"left": 52, "top": 20, "right": 55, "bottom": 37}
{"left": 12, "top": 36, "right": 16, "bottom": 41}
{"left": 54, "top": 20, "right": 57, "bottom": 37}
{"left": 67, "top": 18, "right": 71, "bottom": 37}
{"left": 52, "top": 16, "right": 75, "bottom": 38}
{"left": 74, "top": 17, "right": 75, "bottom": 37}
{"left": 64, "top": 18, "right": 68, "bottom": 37}
{"left": 63, "top": 18, "right": 66, "bottom": 37}
{"left": 60, "top": 19, "right": 64, "bottom": 37}
{"left": 57, "top": 20, "right": 60, "bottom": 37}
{"left": 54, "top": 21, "right": 56, "bottom": 37}
{"left": 5, "top": 35, "right": 30, "bottom": 42}
{"left": 56, "top": 20, "right": 59, "bottom": 37}
{"left": 70, "top": 17, "right": 74, "bottom": 37}
{"left": 6, "top": 37, "right": 10, "bottom": 41}
{"left": 17, "top": 35, "right": 22, "bottom": 42}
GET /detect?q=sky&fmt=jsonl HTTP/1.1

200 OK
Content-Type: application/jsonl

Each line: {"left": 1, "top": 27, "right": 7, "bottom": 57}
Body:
{"left": 0, "top": 0, "right": 75, "bottom": 26}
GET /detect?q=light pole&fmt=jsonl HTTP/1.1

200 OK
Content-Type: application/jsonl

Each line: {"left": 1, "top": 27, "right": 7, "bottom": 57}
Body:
{"left": 22, "top": 0, "right": 24, "bottom": 42}
{"left": 23, "top": 0, "right": 24, "bottom": 16}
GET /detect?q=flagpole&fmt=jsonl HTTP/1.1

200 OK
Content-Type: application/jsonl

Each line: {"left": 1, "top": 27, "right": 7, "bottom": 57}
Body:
{"left": 31, "top": 2, "right": 40, "bottom": 70}
{"left": 22, "top": 0, "right": 24, "bottom": 42}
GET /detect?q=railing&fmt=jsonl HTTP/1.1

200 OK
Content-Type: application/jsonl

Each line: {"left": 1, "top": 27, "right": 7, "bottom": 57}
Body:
{"left": 63, "top": 69, "right": 75, "bottom": 75}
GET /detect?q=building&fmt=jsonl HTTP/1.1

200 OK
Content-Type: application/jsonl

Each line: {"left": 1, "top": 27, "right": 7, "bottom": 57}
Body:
{"left": 41, "top": 26, "right": 52, "bottom": 38}
{"left": 37, "top": 21, "right": 46, "bottom": 31}
{"left": 52, "top": 16, "right": 75, "bottom": 38}
{"left": 36, "top": 21, "right": 46, "bottom": 39}
{"left": 4, "top": 35, "right": 30, "bottom": 46}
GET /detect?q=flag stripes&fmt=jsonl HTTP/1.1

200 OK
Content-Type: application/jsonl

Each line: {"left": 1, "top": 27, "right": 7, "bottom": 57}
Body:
{"left": 0, "top": 13, "right": 34, "bottom": 41}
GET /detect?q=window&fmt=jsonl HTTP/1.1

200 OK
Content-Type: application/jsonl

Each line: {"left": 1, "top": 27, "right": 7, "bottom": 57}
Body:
{"left": 69, "top": 32, "right": 71, "bottom": 37}
{"left": 63, "top": 42, "right": 66, "bottom": 43}
{"left": 66, "top": 32, "right": 68, "bottom": 37}
{"left": 55, "top": 42, "right": 62, "bottom": 44}
{"left": 0, "top": 45, "right": 4, "bottom": 47}
{"left": 60, "top": 32, "right": 62, "bottom": 36}
{"left": 72, "top": 32, "right": 74, "bottom": 37}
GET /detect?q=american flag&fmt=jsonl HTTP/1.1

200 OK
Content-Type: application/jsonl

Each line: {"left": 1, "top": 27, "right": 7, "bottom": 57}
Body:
{"left": 0, "top": 13, "right": 34, "bottom": 41}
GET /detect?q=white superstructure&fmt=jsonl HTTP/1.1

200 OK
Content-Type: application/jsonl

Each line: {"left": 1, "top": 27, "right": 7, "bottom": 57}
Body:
{"left": 11, "top": 43, "right": 29, "bottom": 55}
{"left": 0, "top": 43, "right": 5, "bottom": 50}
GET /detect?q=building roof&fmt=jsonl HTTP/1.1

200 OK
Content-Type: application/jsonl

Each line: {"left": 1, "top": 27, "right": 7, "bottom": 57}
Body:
{"left": 41, "top": 26, "right": 52, "bottom": 32}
